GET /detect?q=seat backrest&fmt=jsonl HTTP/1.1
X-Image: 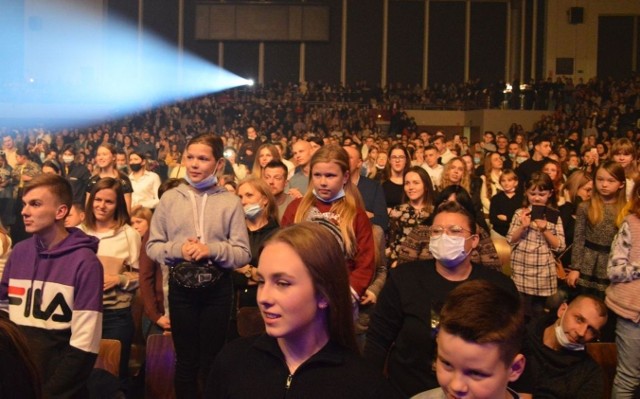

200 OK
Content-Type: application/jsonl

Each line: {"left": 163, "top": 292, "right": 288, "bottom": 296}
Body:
{"left": 491, "top": 235, "right": 512, "bottom": 276}
{"left": 586, "top": 342, "right": 617, "bottom": 399}
{"left": 94, "top": 339, "right": 122, "bottom": 377}
{"left": 145, "top": 333, "right": 176, "bottom": 399}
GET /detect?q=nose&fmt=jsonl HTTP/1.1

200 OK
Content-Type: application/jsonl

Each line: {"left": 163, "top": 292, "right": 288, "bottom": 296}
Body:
{"left": 449, "top": 372, "right": 468, "bottom": 397}
{"left": 257, "top": 283, "right": 273, "bottom": 308}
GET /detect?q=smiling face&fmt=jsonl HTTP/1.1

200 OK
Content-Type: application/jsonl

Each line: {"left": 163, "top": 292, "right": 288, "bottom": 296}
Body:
{"left": 435, "top": 329, "right": 523, "bottom": 399}
{"left": 95, "top": 146, "right": 115, "bottom": 169}
{"left": 92, "top": 188, "right": 117, "bottom": 224}
{"left": 311, "top": 161, "right": 348, "bottom": 202}
{"left": 404, "top": 171, "right": 426, "bottom": 205}
{"left": 185, "top": 142, "right": 219, "bottom": 184}
{"left": 257, "top": 241, "right": 327, "bottom": 343}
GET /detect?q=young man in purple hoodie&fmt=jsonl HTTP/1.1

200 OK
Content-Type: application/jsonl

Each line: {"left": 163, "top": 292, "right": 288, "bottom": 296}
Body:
{"left": 0, "top": 174, "right": 103, "bottom": 399}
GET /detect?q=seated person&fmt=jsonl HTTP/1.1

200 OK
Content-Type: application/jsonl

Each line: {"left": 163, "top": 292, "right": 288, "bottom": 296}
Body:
{"left": 510, "top": 295, "right": 608, "bottom": 398}
{"left": 412, "top": 280, "right": 526, "bottom": 399}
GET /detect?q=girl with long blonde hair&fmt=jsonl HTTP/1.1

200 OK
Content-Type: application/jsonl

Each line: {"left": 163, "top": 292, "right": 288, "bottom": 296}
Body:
{"left": 281, "top": 145, "right": 375, "bottom": 299}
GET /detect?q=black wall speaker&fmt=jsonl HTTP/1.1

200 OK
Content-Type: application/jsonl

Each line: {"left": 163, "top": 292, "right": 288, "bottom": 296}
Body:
{"left": 569, "top": 7, "right": 584, "bottom": 24}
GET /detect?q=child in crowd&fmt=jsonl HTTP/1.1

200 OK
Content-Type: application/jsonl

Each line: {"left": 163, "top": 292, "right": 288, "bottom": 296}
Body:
{"left": 411, "top": 280, "right": 525, "bottom": 399}
{"left": 567, "top": 161, "right": 625, "bottom": 300}
{"left": 281, "top": 144, "right": 375, "bottom": 301}
{"left": 489, "top": 169, "right": 522, "bottom": 238}
{"left": 606, "top": 175, "right": 640, "bottom": 397}
{"left": 507, "top": 172, "right": 565, "bottom": 320}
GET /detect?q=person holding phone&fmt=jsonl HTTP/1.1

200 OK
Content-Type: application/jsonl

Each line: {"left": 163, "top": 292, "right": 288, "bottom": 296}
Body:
{"left": 507, "top": 172, "right": 565, "bottom": 320}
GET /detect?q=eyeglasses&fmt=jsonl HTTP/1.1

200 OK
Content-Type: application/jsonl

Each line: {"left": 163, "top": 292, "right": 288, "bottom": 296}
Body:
{"left": 390, "top": 155, "right": 406, "bottom": 161}
{"left": 429, "top": 225, "right": 473, "bottom": 238}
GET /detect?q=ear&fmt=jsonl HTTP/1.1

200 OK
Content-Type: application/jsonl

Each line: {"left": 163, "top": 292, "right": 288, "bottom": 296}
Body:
{"left": 55, "top": 204, "right": 69, "bottom": 222}
{"left": 318, "top": 297, "right": 329, "bottom": 309}
{"left": 508, "top": 354, "right": 526, "bottom": 382}
{"left": 469, "top": 233, "right": 480, "bottom": 249}
{"left": 343, "top": 170, "right": 350, "bottom": 186}
{"left": 556, "top": 302, "right": 568, "bottom": 319}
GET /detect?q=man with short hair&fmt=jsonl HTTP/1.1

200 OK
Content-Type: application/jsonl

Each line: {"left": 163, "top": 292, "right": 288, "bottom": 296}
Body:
{"left": 238, "top": 126, "right": 261, "bottom": 169}
{"left": 262, "top": 160, "right": 293, "bottom": 223}
{"left": 432, "top": 135, "right": 454, "bottom": 165}
{"left": 481, "top": 131, "right": 497, "bottom": 153}
{"left": 343, "top": 145, "right": 389, "bottom": 230}
{"left": 2, "top": 134, "right": 17, "bottom": 168}
{"left": 0, "top": 174, "right": 103, "bottom": 398}
{"left": 516, "top": 135, "right": 552, "bottom": 186}
{"left": 288, "top": 140, "right": 313, "bottom": 196}
{"left": 422, "top": 145, "right": 444, "bottom": 190}
{"left": 496, "top": 135, "right": 514, "bottom": 170}
{"left": 511, "top": 295, "right": 608, "bottom": 398}
{"left": 135, "top": 130, "right": 156, "bottom": 159}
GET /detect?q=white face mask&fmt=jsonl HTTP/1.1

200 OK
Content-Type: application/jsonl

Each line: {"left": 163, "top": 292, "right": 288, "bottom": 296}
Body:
{"left": 62, "top": 155, "right": 74, "bottom": 164}
{"left": 429, "top": 233, "right": 471, "bottom": 268}
{"left": 516, "top": 157, "right": 528, "bottom": 164}
{"left": 554, "top": 312, "right": 585, "bottom": 351}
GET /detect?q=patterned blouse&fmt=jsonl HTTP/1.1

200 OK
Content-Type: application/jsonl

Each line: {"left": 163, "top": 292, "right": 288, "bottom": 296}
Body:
{"left": 386, "top": 204, "right": 431, "bottom": 262}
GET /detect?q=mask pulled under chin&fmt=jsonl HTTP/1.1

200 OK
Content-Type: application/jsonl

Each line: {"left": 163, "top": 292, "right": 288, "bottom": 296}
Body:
{"left": 313, "top": 188, "right": 346, "bottom": 204}
{"left": 186, "top": 173, "right": 218, "bottom": 190}
{"left": 554, "top": 313, "right": 585, "bottom": 351}
{"left": 429, "top": 233, "right": 469, "bottom": 268}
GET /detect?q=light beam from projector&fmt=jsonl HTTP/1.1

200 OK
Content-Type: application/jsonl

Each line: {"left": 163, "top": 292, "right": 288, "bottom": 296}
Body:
{"left": 0, "top": 0, "right": 251, "bottom": 128}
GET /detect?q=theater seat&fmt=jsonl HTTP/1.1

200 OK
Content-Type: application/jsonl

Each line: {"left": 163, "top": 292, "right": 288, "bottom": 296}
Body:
{"left": 94, "top": 339, "right": 122, "bottom": 377}
{"left": 491, "top": 235, "right": 512, "bottom": 276}
{"left": 586, "top": 342, "right": 617, "bottom": 399}
{"left": 145, "top": 333, "right": 176, "bottom": 399}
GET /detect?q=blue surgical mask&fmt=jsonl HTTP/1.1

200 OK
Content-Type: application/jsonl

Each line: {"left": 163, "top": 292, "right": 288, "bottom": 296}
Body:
{"left": 185, "top": 173, "right": 218, "bottom": 190}
{"left": 313, "top": 188, "right": 346, "bottom": 203}
{"left": 243, "top": 203, "right": 263, "bottom": 219}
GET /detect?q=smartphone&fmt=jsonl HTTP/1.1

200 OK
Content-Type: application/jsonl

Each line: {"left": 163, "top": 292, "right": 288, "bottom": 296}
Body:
{"left": 530, "top": 205, "right": 546, "bottom": 220}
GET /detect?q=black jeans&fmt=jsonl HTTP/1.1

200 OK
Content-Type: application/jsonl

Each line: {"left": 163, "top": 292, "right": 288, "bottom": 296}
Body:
{"left": 169, "top": 273, "right": 233, "bottom": 399}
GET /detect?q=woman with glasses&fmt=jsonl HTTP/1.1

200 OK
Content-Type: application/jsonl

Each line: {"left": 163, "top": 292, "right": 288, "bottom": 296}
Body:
{"left": 383, "top": 145, "right": 411, "bottom": 211}
{"left": 364, "top": 201, "right": 518, "bottom": 398}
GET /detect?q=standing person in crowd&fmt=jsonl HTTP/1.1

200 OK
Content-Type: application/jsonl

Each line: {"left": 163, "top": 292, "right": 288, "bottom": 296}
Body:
{"left": 480, "top": 152, "right": 504, "bottom": 219}
{"left": 510, "top": 295, "right": 608, "bottom": 398}
{"left": 363, "top": 144, "right": 379, "bottom": 178}
{"left": 422, "top": 145, "right": 443, "bottom": 190}
{"left": 205, "top": 222, "right": 397, "bottom": 398}
{"left": 387, "top": 166, "right": 435, "bottom": 267}
{"left": 60, "top": 145, "right": 91, "bottom": 205}
{"left": 146, "top": 134, "right": 251, "bottom": 398}
{"left": 10, "top": 147, "right": 41, "bottom": 244}
{"left": 365, "top": 201, "right": 518, "bottom": 397}
{"left": 0, "top": 151, "right": 15, "bottom": 230}
{"left": 542, "top": 159, "right": 566, "bottom": 205}
{"left": 238, "top": 126, "right": 261, "bottom": 169}
{"left": 610, "top": 138, "right": 638, "bottom": 201}
{"left": 507, "top": 172, "right": 565, "bottom": 320}
{"left": 606, "top": 176, "right": 640, "bottom": 398}
{"left": 516, "top": 135, "right": 552, "bottom": 188}
{"left": 2, "top": 134, "right": 18, "bottom": 168}
{"left": 507, "top": 172, "right": 565, "bottom": 318}
{"left": 80, "top": 177, "right": 141, "bottom": 391}
{"left": 490, "top": 169, "right": 523, "bottom": 238}
{"left": 128, "top": 151, "right": 161, "bottom": 209}
{"left": 383, "top": 144, "right": 411, "bottom": 211}
{"left": 0, "top": 174, "right": 103, "bottom": 398}
{"left": 262, "top": 160, "right": 294, "bottom": 223}
{"left": 411, "top": 280, "right": 526, "bottom": 399}
{"left": 288, "top": 140, "right": 313, "bottom": 196}
{"left": 250, "top": 144, "right": 280, "bottom": 178}
{"left": 281, "top": 145, "right": 375, "bottom": 301}
{"left": 558, "top": 170, "right": 593, "bottom": 268}
{"left": 343, "top": 145, "right": 389, "bottom": 231}
{"left": 87, "top": 143, "right": 133, "bottom": 214}
{"left": 230, "top": 176, "right": 279, "bottom": 339}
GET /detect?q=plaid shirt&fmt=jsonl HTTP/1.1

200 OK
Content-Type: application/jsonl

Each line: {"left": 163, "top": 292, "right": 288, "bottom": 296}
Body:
{"left": 507, "top": 208, "right": 565, "bottom": 296}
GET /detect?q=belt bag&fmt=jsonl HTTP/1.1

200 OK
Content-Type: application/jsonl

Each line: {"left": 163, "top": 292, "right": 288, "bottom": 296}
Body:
{"left": 171, "top": 260, "right": 223, "bottom": 289}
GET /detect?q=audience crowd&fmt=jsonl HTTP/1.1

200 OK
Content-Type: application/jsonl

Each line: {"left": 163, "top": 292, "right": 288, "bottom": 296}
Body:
{"left": 0, "top": 73, "right": 640, "bottom": 399}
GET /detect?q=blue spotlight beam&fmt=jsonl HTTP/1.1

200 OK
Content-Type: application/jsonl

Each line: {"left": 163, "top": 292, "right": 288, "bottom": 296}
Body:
{"left": 0, "top": 0, "right": 252, "bottom": 129}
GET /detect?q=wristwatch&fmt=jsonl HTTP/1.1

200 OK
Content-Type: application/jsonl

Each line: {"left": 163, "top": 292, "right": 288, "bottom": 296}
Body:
{"left": 244, "top": 267, "right": 253, "bottom": 279}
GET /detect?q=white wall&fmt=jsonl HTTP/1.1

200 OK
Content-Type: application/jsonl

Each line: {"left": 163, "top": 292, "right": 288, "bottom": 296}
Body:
{"left": 545, "top": 0, "right": 640, "bottom": 80}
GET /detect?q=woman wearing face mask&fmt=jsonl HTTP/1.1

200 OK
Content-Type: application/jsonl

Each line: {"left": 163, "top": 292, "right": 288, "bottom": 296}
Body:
{"left": 59, "top": 145, "right": 90, "bottom": 205}
{"left": 128, "top": 152, "right": 161, "bottom": 209}
{"left": 146, "top": 134, "right": 251, "bottom": 399}
{"left": 364, "top": 201, "right": 518, "bottom": 398}
{"left": 230, "top": 176, "right": 280, "bottom": 339}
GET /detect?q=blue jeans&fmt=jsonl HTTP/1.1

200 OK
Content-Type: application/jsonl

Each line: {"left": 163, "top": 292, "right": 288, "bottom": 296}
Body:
{"left": 612, "top": 317, "right": 640, "bottom": 398}
{"left": 169, "top": 273, "right": 233, "bottom": 399}
{"left": 102, "top": 307, "right": 134, "bottom": 391}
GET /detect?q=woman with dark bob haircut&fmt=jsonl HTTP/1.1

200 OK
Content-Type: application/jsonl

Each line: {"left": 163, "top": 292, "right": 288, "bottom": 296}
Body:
{"left": 206, "top": 222, "right": 397, "bottom": 398}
